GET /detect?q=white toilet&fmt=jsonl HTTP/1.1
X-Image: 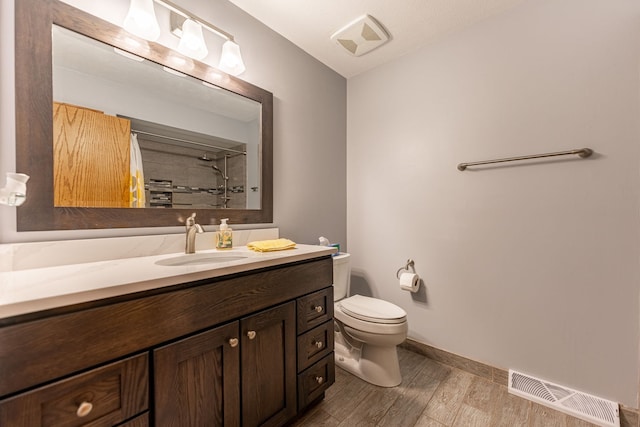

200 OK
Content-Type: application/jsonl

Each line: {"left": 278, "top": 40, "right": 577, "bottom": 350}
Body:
{"left": 332, "top": 252, "right": 408, "bottom": 387}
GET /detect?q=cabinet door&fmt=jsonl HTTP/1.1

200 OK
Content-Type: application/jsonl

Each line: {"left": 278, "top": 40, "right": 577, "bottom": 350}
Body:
{"left": 241, "top": 302, "right": 296, "bottom": 427}
{"left": 154, "top": 322, "right": 240, "bottom": 426}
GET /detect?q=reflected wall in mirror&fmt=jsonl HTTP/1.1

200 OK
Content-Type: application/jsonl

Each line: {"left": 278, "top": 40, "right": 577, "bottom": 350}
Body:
{"left": 16, "top": 0, "right": 272, "bottom": 231}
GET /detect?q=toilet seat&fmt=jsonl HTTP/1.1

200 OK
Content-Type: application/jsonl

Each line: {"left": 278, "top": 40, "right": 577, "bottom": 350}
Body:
{"left": 338, "top": 295, "right": 406, "bottom": 324}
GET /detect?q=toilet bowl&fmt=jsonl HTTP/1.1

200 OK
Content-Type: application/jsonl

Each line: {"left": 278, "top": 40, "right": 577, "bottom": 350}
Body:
{"left": 332, "top": 253, "right": 408, "bottom": 387}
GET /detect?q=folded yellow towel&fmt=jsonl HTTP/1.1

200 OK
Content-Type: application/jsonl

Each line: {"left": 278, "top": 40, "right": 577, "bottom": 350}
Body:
{"left": 247, "top": 238, "right": 297, "bottom": 252}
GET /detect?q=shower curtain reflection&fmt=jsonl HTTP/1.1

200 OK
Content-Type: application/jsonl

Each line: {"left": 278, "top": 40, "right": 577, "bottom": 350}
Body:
{"left": 129, "top": 133, "right": 146, "bottom": 208}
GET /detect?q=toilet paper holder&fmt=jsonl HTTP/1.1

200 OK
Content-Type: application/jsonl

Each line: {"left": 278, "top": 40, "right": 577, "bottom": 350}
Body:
{"left": 396, "top": 259, "right": 415, "bottom": 278}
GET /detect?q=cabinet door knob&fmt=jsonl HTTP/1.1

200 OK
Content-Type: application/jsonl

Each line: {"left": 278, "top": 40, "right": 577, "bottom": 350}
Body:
{"left": 314, "top": 305, "right": 323, "bottom": 313}
{"left": 76, "top": 401, "right": 93, "bottom": 417}
{"left": 315, "top": 376, "right": 324, "bottom": 385}
{"left": 229, "top": 338, "right": 239, "bottom": 347}
{"left": 314, "top": 340, "right": 323, "bottom": 349}
{"left": 247, "top": 330, "right": 257, "bottom": 340}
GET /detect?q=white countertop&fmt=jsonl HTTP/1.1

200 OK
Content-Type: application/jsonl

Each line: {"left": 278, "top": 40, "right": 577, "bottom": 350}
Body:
{"left": 0, "top": 244, "right": 336, "bottom": 320}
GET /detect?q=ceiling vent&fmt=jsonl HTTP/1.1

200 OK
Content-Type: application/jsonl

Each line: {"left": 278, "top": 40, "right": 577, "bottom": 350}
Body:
{"left": 330, "top": 15, "right": 390, "bottom": 57}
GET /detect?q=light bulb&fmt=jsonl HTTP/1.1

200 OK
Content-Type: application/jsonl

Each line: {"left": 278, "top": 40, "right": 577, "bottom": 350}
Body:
{"left": 123, "top": 0, "right": 160, "bottom": 41}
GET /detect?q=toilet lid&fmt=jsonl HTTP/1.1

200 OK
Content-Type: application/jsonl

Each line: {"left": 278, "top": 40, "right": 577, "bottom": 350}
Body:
{"left": 338, "top": 295, "right": 407, "bottom": 324}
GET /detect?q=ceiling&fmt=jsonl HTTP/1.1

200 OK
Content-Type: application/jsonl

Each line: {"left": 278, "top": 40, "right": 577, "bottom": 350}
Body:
{"left": 229, "top": 0, "right": 525, "bottom": 78}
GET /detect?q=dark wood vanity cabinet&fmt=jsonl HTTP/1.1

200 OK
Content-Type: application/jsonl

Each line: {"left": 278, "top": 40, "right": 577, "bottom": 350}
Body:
{"left": 0, "top": 256, "right": 333, "bottom": 426}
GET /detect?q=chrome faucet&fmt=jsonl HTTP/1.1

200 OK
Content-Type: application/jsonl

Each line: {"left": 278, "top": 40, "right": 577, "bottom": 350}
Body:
{"left": 185, "top": 213, "right": 204, "bottom": 254}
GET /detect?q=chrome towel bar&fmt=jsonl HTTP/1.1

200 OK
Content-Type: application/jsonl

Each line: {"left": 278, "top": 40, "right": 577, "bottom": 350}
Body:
{"left": 457, "top": 148, "right": 593, "bottom": 171}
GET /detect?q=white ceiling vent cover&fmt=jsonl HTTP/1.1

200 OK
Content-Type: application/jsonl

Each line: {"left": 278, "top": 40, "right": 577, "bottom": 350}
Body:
{"left": 508, "top": 370, "right": 619, "bottom": 427}
{"left": 330, "top": 15, "right": 389, "bottom": 57}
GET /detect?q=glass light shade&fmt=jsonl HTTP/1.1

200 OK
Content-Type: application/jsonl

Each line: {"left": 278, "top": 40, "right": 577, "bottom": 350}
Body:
{"left": 177, "top": 19, "right": 208, "bottom": 60}
{"left": 218, "top": 40, "right": 246, "bottom": 76}
{"left": 124, "top": 0, "right": 160, "bottom": 41}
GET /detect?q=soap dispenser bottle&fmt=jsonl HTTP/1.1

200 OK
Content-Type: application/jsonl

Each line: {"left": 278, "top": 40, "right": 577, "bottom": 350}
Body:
{"left": 216, "top": 218, "right": 233, "bottom": 249}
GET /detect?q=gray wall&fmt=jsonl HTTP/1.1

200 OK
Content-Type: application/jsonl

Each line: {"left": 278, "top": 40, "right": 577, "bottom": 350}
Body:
{"left": 347, "top": 0, "right": 639, "bottom": 407}
{"left": 0, "top": 0, "right": 347, "bottom": 246}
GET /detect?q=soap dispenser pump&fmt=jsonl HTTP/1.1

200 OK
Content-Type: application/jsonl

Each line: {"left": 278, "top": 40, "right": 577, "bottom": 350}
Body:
{"left": 216, "top": 218, "right": 233, "bottom": 249}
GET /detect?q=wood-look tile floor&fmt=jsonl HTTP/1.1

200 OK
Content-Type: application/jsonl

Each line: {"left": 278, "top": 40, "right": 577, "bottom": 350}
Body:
{"left": 292, "top": 347, "right": 598, "bottom": 427}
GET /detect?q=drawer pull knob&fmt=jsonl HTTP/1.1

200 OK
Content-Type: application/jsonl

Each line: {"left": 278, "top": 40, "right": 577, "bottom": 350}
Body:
{"left": 76, "top": 401, "right": 93, "bottom": 417}
{"left": 314, "top": 305, "right": 323, "bottom": 313}
{"left": 314, "top": 341, "right": 323, "bottom": 349}
{"left": 315, "top": 376, "right": 324, "bottom": 385}
{"left": 229, "top": 338, "right": 239, "bottom": 347}
{"left": 247, "top": 330, "right": 257, "bottom": 340}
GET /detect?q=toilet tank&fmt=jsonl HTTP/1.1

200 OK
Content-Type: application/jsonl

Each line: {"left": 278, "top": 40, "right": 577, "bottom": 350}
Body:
{"left": 332, "top": 252, "right": 351, "bottom": 301}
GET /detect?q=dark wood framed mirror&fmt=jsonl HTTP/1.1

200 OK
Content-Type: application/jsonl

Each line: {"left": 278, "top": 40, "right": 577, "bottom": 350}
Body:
{"left": 15, "top": 0, "right": 273, "bottom": 231}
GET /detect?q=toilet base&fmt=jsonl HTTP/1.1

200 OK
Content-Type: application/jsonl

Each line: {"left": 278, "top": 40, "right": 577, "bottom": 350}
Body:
{"left": 334, "top": 332, "right": 402, "bottom": 387}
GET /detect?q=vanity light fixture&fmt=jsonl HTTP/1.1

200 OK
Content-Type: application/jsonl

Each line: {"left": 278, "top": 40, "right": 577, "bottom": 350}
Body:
{"left": 124, "top": 0, "right": 161, "bottom": 41}
{"left": 123, "top": 0, "right": 246, "bottom": 75}
{"left": 0, "top": 173, "right": 29, "bottom": 207}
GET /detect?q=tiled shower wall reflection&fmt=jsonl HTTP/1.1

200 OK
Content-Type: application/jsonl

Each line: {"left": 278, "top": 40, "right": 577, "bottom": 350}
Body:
{"left": 139, "top": 139, "right": 246, "bottom": 209}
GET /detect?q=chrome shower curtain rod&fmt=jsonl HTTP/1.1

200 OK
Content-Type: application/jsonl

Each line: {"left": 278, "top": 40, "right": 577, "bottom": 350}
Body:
{"left": 131, "top": 129, "right": 247, "bottom": 155}
{"left": 457, "top": 148, "right": 593, "bottom": 171}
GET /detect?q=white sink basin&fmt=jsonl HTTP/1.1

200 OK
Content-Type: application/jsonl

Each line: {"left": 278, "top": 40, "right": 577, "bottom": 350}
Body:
{"left": 156, "top": 252, "right": 248, "bottom": 266}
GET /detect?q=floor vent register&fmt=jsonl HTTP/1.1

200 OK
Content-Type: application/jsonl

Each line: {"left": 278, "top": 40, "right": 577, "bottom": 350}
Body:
{"left": 508, "top": 369, "right": 619, "bottom": 427}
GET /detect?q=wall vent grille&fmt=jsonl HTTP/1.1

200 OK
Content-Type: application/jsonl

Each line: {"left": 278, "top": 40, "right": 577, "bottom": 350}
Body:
{"left": 508, "top": 370, "right": 619, "bottom": 427}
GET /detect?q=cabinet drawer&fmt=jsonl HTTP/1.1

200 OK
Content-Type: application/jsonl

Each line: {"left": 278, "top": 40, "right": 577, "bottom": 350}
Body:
{"left": 297, "top": 320, "right": 334, "bottom": 372}
{"left": 0, "top": 353, "right": 148, "bottom": 427}
{"left": 297, "top": 287, "right": 334, "bottom": 333}
{"left": 297, "top": 353, "right": 335, "bottom": 411}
